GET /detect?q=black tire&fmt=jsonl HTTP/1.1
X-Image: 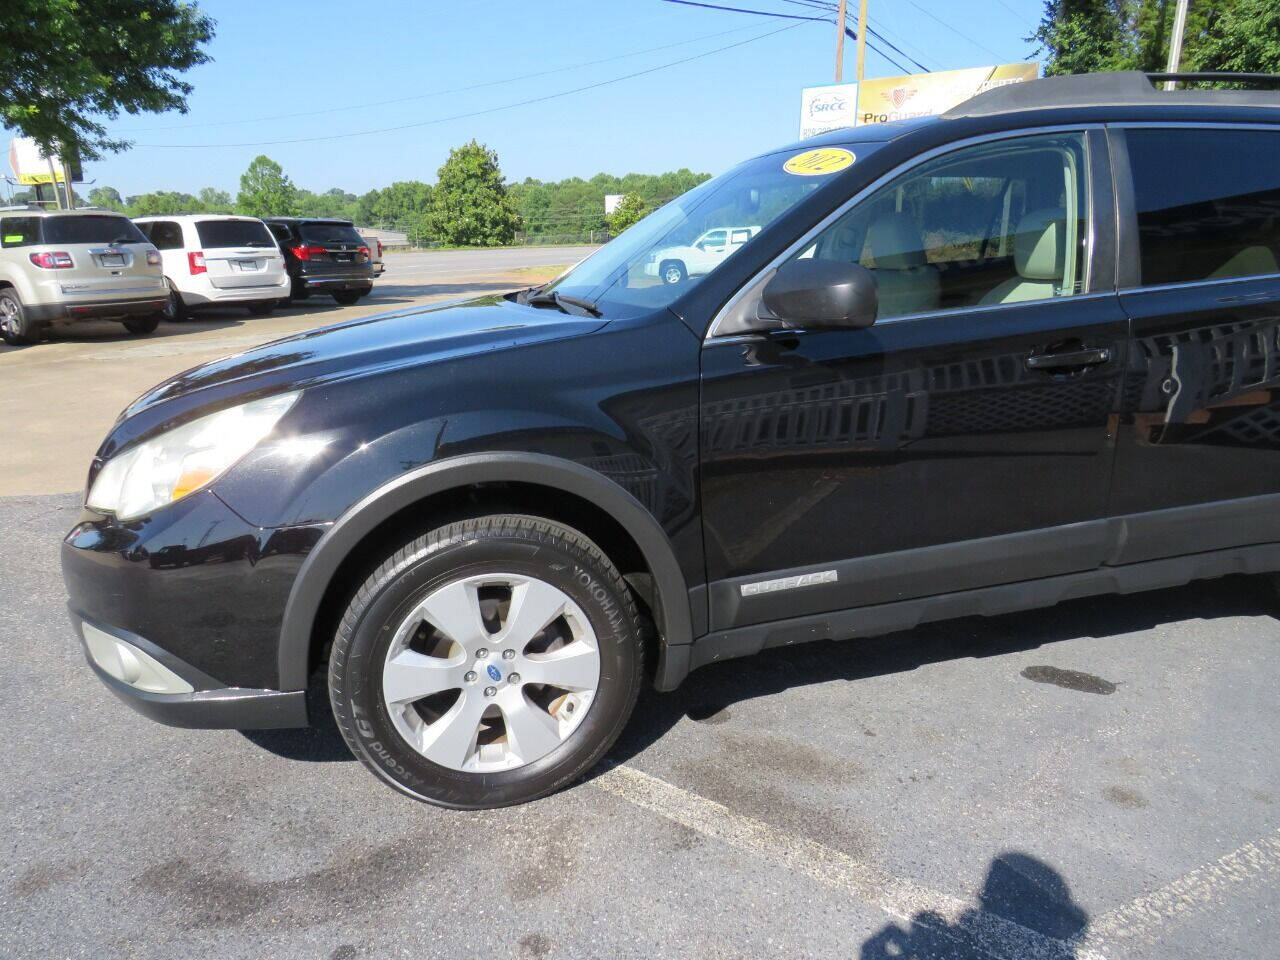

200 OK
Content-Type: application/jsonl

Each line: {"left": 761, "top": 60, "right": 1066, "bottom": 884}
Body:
{"left": 289, "top": 277, "right": 310, "bottom": 300}
{"left": 332, "top": 289, "right": 363, "bottom": 305}
{"left": 122, "top": 313, "right": 161, "bottom": 335}
{"left": 0, "top": 289, "right": 41, "bottom": 345}
{"left": 659, "top": 259, "right": 687, "bottom": 285}
{"left": 161, "top": 279, "right": 188, "bottom": 321}
{"left": 247, "top": 300, "right": 275, "bottom": 317}
{"left": 328, "top": 514, "right": 645, "bottom": 809}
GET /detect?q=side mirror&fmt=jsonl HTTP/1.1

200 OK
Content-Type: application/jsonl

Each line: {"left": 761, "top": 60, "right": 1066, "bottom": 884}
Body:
{"left": 761, "top": 258, "right": 878, "bottom": 329}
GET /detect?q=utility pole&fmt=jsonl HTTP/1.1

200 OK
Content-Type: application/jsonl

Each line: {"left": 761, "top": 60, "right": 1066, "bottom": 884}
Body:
{"left": 855, "top": 0, "right": 869, "bottom": 85}
{"left": 834, "top": 0, "right": 847, "bottom": 82}
{"left": 1164, "top": 0, "right": 1189, "bottom": 90}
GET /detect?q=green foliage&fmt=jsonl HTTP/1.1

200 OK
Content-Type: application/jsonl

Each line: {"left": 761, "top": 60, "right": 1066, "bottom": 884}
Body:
{"left": 236, "top": 155, "right": 299, "bottom": 218}
{"left": 606, "top": 193, "right": 649, "bottom": 235}
{"left": 509, "top": 168, "right": 710, "bottom": 242}
{"left": 126, "top": 189, "right": 199, "bottom": 215}
{"left": 420, "top": 141, "right": 521, "bottom": 246}
{"left": 359, "top": 181, "right": 433, "bottom": 242}
{"left": 1033, "top": 0, "right": 1280, "bottom": 76}
{"left": 1196, "top": 0, "right": 1280, "bottom": 73}
{"left": 295, "top": 187, "right": 359, "bottom": 221}
{"left": 0, "top": 0, "right": 215, "bottom": 161}
{"left": 197, "top": 186, "right": 234, "bottom": 213}
{"left": 87, "top": 186, "right": 125, "bottom": 211}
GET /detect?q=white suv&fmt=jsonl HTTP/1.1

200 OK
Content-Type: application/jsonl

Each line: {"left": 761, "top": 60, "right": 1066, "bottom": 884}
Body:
{"left": 644, "top": 225, "right": 761, "bottom": 285}
{"left": 133, "top": 215, "right": 290, "bottom": 320}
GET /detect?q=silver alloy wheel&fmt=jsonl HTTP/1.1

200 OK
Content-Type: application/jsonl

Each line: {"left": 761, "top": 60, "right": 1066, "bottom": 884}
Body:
{"left": 663, "top": 264, "right": 683, "bottom": 284}
{"left": 162, "top": 280, "right": 179, "bottom": 320}
{"left": 381, "top": 573, "right": 601, "bottom": 773}
{"left": 0, "top": 296, "right": 18, "bottom": 337}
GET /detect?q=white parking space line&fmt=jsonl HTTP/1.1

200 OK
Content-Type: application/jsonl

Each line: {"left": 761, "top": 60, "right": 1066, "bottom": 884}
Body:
{"left": 595, "top": 763, "right": 1107, "bottom": 960}
{"left": 1083, "top": 827, "right": 1280, "bottom": 949}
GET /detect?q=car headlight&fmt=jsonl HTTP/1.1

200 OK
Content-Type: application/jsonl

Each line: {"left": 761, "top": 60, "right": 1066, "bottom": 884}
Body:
{"left": 87, "top": 392, "right": 300, "bottom": 520}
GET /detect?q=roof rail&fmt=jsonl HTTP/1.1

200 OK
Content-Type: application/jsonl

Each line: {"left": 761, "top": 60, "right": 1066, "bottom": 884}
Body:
{"left": 0, "top": 203, "right": 41, "bottom": 212}
{"left": 1149, "top": 71, "right": 1280, "bottom": 88}
{"left": 943, "top": 70, "right": 1280, "bottom": 118}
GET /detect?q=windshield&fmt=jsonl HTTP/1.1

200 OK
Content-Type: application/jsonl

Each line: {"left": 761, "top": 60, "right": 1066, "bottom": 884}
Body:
{"left": 196, "top": 219, "right": 274, "bottom": 248}
{"left": 41, "top": 215, "right": 147, "bottom": 245}
{"left": 546, "top": 145, "right": 877, "bottom": 316}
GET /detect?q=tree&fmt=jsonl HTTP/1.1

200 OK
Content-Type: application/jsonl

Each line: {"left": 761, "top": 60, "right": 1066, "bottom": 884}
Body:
{"left": 421, "top": 141, "right": 521, "bottom": 246}
{"left": 197, "top": 187, "right": 234, "bottom": 213}
{"left": 1196, "top": 0, "right": 1280, "bottom": 73}
{"left": 1032, "top": 0, "right": 1135, "bottom": 76}
{"left": 0, "top": 1, "right": 215, "bottom": 161}
{"left": 236, "top": 155, "right": 298, "bottom": 217}
{"left": 1033, "top": 0, "right": 1280, "bottom": 77}
{"left": 127, "top": 190, "right": 199, "bottom": 216}
{"left": 606, "top": 193, "right": 649, "bottom": 235}
{"left": 87, "top": 186, "right": 125, "bottom": 211}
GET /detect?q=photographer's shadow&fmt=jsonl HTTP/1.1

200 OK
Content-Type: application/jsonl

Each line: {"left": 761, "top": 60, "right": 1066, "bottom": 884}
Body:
{"left": 861, "top": 852, "right": 1088, "bottom": 959}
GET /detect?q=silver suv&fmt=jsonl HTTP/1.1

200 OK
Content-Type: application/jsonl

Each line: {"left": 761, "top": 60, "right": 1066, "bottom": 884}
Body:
{"left": 0, "top": 207, "right": 167, "bottom": 345}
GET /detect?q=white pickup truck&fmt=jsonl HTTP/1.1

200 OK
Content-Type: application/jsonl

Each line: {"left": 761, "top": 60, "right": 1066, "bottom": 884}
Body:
{"left": 359, "top": 232, "right": 385, "bottom": 277}
{"left": 644, "top": 224, "right": 761, "bottom": 284}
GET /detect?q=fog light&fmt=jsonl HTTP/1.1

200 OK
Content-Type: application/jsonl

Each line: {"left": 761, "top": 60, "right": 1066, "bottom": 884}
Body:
{"left": 81, "top": 623, "right": 194, "bottom": 694}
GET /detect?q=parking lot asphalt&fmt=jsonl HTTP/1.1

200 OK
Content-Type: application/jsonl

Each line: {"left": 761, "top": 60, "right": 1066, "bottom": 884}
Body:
{"left": 3, "top": 243, "right": 1278, "bottom": 959}
{"left": 0, "top": 245, "right": 595, "bottom": 496}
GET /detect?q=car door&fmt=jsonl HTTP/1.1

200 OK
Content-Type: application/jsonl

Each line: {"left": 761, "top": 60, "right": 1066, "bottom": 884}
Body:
{"left": 694, "top": 229, "right": 729, "bottom": 273}
{"left": 144, "top": 220, "right": 185, "bottom": 283}
{"left": 699, "top": 128, "right": 1129, "bottom": 632}
{"left": 1107, "top": 124, "right": 1280, "bottom": 563}
{"left": 192, "top": 218, "right": 282, "bottom": 291}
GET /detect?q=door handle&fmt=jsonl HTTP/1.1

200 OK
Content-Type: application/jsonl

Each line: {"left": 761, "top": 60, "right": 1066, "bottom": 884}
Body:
{"left": 1025, "top": 347, "right": 1112, "bottom": 371}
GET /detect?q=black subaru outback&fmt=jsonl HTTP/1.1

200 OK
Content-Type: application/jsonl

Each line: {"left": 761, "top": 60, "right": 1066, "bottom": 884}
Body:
{"left": 63, "top": 73, "right": 1280, "bottom": 808}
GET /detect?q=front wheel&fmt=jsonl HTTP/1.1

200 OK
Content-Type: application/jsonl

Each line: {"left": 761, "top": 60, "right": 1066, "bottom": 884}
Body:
{"left": 659, "top": 259, "right": 687, "bottom": 285}
{"left": 328, "top": 514, "right": 645, "bottom": 809}
{"left": 0, "top": 289, "right": 41, "bottom": 345}
{"left": 122, "top": 314, "right": 161, "bottom": 335}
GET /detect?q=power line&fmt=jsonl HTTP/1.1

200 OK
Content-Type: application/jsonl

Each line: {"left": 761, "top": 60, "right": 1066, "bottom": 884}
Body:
{"left": 791, "top": 0, "right": 936, "bottom": 72}
{"left": 135, "top": 22, "right": 806, "bottom": 149}
{"left": 113, "top": 22, "right": 769, "bottom": 132}
{"left": 658, "top": 0, "right": 826, "bottom": 21}
{"left": 899, "top": 0, "right": 1016, "bottom": 63}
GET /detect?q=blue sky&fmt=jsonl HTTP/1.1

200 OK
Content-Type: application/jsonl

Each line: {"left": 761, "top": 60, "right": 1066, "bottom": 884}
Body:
{"left": 71, "top": 0, "right": 1046, "bottom": 197}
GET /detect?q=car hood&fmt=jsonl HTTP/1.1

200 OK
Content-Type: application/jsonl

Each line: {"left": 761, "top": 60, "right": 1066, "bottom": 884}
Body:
{"left": 111, "top": 296, "right": 605, "bottom": 446}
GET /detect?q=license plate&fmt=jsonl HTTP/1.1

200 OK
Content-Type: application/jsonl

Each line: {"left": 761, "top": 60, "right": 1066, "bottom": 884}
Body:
{"left": 335, "top": 253, "right": 351, "bottom": 262}
{"left": 238, "top": 259, "right": 260, "bottom": 270}
{"left": 100, "top": 254, "right": 124, "bottom": 267}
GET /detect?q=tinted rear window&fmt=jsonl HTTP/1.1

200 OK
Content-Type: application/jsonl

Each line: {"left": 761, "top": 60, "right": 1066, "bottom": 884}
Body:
{"left": 195, "top": 219, "right": 274, "bottom": 248}
{"left": 41, "top": 215, "right": 147, "bottom": 244}
{"left": 1126, "top": 128, "right": 1280, "bottom": 285}
{"left": 299, "top": 222, "right": 363, "bottom": 244}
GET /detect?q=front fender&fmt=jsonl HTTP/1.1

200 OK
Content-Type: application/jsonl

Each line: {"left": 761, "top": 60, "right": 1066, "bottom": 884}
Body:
{"left": 276, "top": 452, "right": 696, "bottom": 693}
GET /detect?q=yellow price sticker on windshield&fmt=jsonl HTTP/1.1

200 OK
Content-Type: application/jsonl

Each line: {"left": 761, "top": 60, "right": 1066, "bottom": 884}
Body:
{"left": 783, "top": 148, "right": 855, "bottom": 176}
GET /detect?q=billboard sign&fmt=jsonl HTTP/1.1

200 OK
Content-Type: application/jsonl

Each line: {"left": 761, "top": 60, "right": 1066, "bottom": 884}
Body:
{"left": 8, "top": 137, "right": 82, "bottom": 185}
{"left": 799, "top": 83, "right": 858, "bottom": 140}
{"left": 604, "top": 194, "right": 625, "bottom": 215}
{"left": 800, "top": 64, "right": 1039, "bottom": 138}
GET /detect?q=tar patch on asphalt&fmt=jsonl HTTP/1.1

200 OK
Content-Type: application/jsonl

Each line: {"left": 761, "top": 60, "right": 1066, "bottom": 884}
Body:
{"left": 1020, "top": 665, "right": 1118, "bottom": 695}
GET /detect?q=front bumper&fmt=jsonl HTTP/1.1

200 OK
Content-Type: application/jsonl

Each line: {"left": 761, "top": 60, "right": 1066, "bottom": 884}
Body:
{"left": 72, "top": 613, "right": 308, "bottom": 729}
{"left": 61, "top": 490, "right": 324, "bottom": 729}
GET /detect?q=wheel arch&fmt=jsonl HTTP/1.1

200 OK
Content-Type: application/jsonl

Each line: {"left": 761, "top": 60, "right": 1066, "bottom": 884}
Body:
{"left": 277, "top": 452, "right": 695, "bottom": 694}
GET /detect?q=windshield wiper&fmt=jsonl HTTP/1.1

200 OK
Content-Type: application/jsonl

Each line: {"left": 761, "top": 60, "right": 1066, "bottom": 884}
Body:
{"left": 522, "top": 289, "right": 601, "bottom": 318}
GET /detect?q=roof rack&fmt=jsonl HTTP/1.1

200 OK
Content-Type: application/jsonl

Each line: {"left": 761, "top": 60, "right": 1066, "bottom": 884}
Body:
{"left": 1149, "top": 71, "right": 1280, "bottom": 88}
{"left": 943, "top": 70, "right": 1280, "bottom": 118}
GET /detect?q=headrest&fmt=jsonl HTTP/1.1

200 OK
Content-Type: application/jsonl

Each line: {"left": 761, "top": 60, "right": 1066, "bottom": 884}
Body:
{"left": 1014, "top": 208, "right": 1067, "bottom": 281}
{"left": 868, "top": 213, "right": 928, "bottom": 270}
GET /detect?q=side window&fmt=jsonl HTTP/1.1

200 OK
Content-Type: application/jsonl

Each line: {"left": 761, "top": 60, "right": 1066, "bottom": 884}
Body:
{"left": 1125, "top": 128, "right": 1280, "bottom": 286}
{"left": 1, "top": 217, "right": 41, "bottom": 247}
{"left": 267, "top": 222, "right": 292, "bottom": 244}
{"left": 699, "top": 229, "right": 728, "bottom": 250}
{"left": 151, "top": 221, "right": 184, "bottom": 250}
{"left": 795, "top": 132, "right": 1090, "bottom": 321}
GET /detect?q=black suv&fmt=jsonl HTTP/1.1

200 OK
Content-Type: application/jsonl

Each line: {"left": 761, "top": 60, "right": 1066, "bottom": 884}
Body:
{"left": 63, "top": 74, "right": 1280, "bottom": 808}
{"left": 264, "top": 217, "right": 374, "bottom": 304}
